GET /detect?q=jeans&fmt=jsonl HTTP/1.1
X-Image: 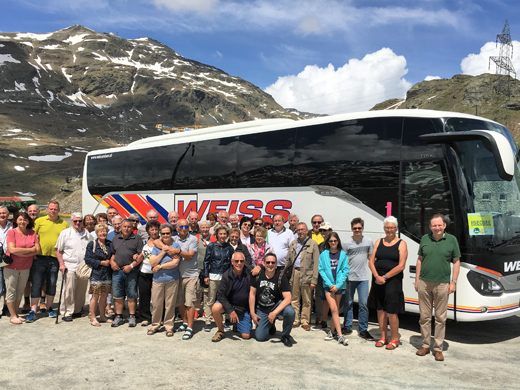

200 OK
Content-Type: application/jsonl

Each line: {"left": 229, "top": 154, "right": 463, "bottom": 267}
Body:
{"left": 255, "top": 302, "right": 295, "bottom": 341}
{"left": 30, "top": 256, "right": 59, "bottom": 297}
{"left": 343, "top": 280, "right": 369, "bottom": 332}
{"left": 112, "top": 269, "right": 139, "bottom": 299}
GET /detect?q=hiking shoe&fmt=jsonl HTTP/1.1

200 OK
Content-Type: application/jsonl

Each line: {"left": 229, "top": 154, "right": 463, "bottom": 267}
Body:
{"left": 26, "top": 310, "right": 37, "bottom": 323}
{"left": 62, "top": 316, "right": 73, "bottom": 322}
{"left": 342, "top": 326, "right": 353, "bottom": 335}
{"left": 111, "top": 315, "right": 124, "bottom": 327}
{"left": 47, "top": 309, "right": 57, "bottom": 318}
{"left": 223, "top": 323, "right": 232, "bottom": 332}
{"left": 338, "top": 335, "right": 349, "bottom": 346}
{"left": 324, "top": 330, "right": 336, "bottom": 341}
{"left": 358, "top": 330, "right": 374, "bottom": 341}
{"left": 281, "top": 335, "right": 293, "bottom": 347}
{"left": 204, "top": 323, "right": 212, "bottom": 332}
{"left": 269, "top": 324, "right": 276, "bottom": 335}
{"left": 128, "top": 315, "right": 137, "bottom": 327}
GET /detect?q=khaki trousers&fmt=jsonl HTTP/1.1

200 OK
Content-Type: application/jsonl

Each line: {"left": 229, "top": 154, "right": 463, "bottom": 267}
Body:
{"left": 4, "top": 268, "right": 30, "bottom": 304}
{"left": 151, "top": 279, "right": 179, "bottom": 331}
{"left": 291, "top": 268, "right": 312, "bottom": 326}
{"left": 418, "top": 278, "right": 449, "bottom": 352}
{"left": 60, "top": 271, "right": 89, "bottom": 317}
{"left": 204, "top": 279, "right": 221, "bottom": 323}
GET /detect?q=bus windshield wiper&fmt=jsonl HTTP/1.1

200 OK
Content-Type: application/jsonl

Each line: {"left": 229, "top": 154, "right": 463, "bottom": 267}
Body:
{"left": 489, "top": 235, "right": 520, "bottom": 250}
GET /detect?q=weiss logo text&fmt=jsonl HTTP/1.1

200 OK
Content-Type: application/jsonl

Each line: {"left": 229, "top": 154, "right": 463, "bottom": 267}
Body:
{"left": 504, "top": 261, "right": 520, "bottom": 273}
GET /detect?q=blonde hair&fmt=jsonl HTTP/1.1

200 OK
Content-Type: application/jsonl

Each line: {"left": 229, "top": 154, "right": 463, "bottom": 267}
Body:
{"left": 95, "top": 223, "right": 108, "bottom": 234}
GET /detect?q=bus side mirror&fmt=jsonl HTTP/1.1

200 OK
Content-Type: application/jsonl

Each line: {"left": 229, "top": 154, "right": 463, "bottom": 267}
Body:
{"left": 419, "top": 130, "right": 515, "bottom": 181}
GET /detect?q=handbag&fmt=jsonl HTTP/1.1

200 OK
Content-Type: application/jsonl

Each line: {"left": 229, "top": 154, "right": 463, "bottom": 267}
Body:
{"left": 76, "top": 261, "right": 92, "bottom": 279}
{"left": 0, "top": 244, "right": 13, "bottom": 268}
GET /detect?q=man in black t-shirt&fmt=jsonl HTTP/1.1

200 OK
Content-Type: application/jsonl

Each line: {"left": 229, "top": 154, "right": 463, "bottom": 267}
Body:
{"left": 249, "top": 253, "right": 295, "bottom": 347}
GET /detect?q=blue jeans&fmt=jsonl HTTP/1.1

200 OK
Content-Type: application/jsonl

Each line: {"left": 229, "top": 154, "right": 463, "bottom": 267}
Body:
{"left": 30, "top": 255, "right": 59, "bottom": 297}
{"left": 255, "top": 302, "right": 295, "bottom": 341}
{"left": 112, "top": 269, "right": 139, "bottom": 300}
{"left": 343, "top": 280, "right": 369, "bottom": 332}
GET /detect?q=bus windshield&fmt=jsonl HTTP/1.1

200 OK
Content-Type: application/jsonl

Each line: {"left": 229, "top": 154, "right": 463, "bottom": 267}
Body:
{"left": 451, "top": 133, "right": 520, "bottom": 252}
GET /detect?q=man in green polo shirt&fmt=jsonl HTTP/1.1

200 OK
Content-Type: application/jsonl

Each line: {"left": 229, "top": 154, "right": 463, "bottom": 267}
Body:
{"left": 415, "top": 213, "right": 460, "bottom": 362}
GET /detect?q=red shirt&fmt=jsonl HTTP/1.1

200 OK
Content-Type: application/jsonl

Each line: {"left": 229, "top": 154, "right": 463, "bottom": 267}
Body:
{"left": 6, "top": 228, "right": 38, "bottom": 270}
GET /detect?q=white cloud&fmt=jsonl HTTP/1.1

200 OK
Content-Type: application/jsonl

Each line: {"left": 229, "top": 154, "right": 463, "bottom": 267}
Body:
{"left": 424, "top": 75, "right": 441, "bottom": 81}
{"left": 265, "top": 48, "right": 411, "bottom": 115}
{"left": 461, "top": 41, "right": 520, "bottom": 76}
{"left": 152, "top": 0, "right": 218, "bottom": 13}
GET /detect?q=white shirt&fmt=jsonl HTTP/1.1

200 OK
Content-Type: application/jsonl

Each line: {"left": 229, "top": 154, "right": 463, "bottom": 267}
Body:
{"left": 55, "top": 227, "right": 92, "bottom": 272}
{"left": 267, "top": 227, "right": 294, "bottom": 267}
{"left": 0, "top": 221, "right": 13, "bottom": 248}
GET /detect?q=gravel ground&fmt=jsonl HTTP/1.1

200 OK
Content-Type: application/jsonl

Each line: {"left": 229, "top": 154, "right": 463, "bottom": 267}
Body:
{"left": 1, "top": 300, "right": 518, "bottom": 390}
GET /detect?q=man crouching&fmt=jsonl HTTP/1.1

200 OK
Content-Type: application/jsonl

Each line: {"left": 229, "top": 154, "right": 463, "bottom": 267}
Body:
{"left": 211, "top": 251, "right": 252, "bottom": 342}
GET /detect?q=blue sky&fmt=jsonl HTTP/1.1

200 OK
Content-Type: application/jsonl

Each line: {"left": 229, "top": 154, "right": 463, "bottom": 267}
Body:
{"left": 2, "top": 0, "right": 520, "bottom": 114}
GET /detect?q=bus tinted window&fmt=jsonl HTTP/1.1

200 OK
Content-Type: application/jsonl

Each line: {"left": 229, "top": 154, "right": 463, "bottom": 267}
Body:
{"left": 176, "top": 137, "right": 237, "bottom": 189}
{"left": 294, "top": 118, "right": 402, "bottom": 216}
{"left": 237, "top": 130, "right": 295, "bottom": 187}
{"left": 401, "top": 160, "right": 454, "bottom": 239}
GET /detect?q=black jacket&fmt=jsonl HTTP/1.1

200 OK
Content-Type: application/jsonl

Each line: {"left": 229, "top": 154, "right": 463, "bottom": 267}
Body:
{"left": 203, "top": 241, "right": 234, "bottom": 277}
{"left": 84, "top": 239, "right": 113, "bottom": 283}
{"left": 216, "top": 267, "right": 252, "bottom": 314}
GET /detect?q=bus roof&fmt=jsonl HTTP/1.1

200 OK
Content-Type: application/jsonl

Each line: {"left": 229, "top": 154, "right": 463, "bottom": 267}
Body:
{"left": 87, "top": 109, "right": 502, "bottom": 156}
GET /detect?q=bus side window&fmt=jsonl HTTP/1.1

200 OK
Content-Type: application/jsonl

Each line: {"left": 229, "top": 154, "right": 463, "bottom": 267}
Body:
{"left": 401, "top": 160, "right": 453, "bottom": 239}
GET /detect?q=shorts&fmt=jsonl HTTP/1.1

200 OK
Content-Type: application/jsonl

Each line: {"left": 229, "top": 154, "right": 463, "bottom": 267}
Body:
{"left": 112, "top": 269, "right": 139, "bottom": 300}
{"left": 236, "top": 311, "right": 252, "bottom": 335}
{"left": 177, "top": 276, "right": 199, "bottom": 307}
{"left": 89, "top": 282, "right": 111, "bottom": 295}
{"left": 30, "top": 255, "right": 59, "bottom": 297}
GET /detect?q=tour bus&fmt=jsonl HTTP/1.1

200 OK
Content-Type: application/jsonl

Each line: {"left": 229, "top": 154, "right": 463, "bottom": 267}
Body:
{"left": 82, "top": 109, "right": 520, "bottom": 322}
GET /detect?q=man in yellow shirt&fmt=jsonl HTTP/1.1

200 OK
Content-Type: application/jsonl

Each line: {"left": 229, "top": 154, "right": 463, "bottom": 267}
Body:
{"left": 26, "top": 200, "right": 69, "bottom": 322}
{"left": 310, "top": 214, "right": 325, "bottom": 246}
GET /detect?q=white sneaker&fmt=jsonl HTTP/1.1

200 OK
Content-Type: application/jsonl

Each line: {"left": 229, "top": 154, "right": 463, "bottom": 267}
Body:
{"left": 324, "top": 330, "right": 335, "bottom": 341}
{"left": 337, "top": 335, "right": 349, "bottom": 346}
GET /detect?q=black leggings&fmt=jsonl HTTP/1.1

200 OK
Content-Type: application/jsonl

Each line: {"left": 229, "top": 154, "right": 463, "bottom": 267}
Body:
{"left": 138, "top": 272, "right": 153, "bottom": 321}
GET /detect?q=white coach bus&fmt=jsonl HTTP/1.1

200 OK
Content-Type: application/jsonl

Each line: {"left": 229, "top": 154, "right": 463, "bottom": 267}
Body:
{"left": 82, "top": 109, "right": 520, "bottom": 321}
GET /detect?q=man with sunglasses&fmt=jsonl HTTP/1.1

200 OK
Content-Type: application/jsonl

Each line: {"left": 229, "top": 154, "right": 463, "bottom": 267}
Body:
{"left": 343, "top": 217, "right": 374, "bottom": 340}
{"left": 211, "top": 251, "right": 252, "bottom": 342}
{"left": 310, "top": 215, "right": 325, "bottom": 246}
{"left": 250, "top": 253, "right": 295, "bottom": 347}
{"left": 173, "top": 219, "right": 199, "bottom": 340}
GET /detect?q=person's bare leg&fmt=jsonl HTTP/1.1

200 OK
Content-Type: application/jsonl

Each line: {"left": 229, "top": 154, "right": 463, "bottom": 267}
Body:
{"left": 377, "top": 310, "right": 388, "bottom": 341}
{"left": 388, "top": 313, "right": 399, "bottom": 341}
{"left": 89, "top": 294, "right": 100, "bottom": 325}
{"left": 127, "top": 299, "right": 136, "bottom": 315}
{"left": 325, "top": 293, "right": 342, "bottom": 336}
{"left": 98, "top": 293, "right": 108, "bottom": 321}
{"left": 186, "top": 306, "right": 195, "bottom": 329}
{"left": 211, "top": 302, "right": 225, "bottom": 332}
{"left": 115, "top": 299, "right": 124, "bottom": 315}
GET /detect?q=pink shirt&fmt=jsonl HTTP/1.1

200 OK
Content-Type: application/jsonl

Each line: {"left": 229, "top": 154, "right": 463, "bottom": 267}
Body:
{"left": 6, "top": 228, "right": 38, "bottom": 270}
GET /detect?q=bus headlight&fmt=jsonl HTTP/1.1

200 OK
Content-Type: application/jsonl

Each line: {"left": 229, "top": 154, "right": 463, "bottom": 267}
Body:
{"left": 467, "top": 270, "right": 504, "bottom": 296}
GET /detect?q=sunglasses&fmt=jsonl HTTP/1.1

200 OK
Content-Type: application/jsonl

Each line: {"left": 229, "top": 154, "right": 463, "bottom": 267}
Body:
{"left": 242, "top": 223, "right": 252, "bottom": 227}
{"left": 329, "top": 239, "right": 338, "bottom": 243}
{"left": 254, "top": 222, "right": 263, "bottom": 226}
{"left": 264, "top": 261, "right": 276, "bottom": 265}
{"left": 233, "top": 260, "right": 245, "bottom": 264}
{"left": 352, "top": 227, "right": 363, "bottom": 230}
{"left": 72, "top": 220, "right": 82, "bottom": 223}
{"left": 160, "top": 232, "right": 172, "bottom": 235}
{"left": 178, "top": 225, "right": 189, "bottom": 230}
{"left": 312, "top": 221, "right": 323, "bottom": 225}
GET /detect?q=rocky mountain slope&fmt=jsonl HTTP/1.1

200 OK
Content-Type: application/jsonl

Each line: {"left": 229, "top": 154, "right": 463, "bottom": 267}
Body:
{"left": 373, "top": 73, "right": 520, "bottom": 140}
{"left": 0, "top": 25, "right": 298, "bottom": 202}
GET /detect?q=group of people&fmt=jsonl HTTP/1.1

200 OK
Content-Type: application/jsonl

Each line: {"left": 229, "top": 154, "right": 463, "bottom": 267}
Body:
{"left": 0, "top": 201, "right": 460, "bottom": 359}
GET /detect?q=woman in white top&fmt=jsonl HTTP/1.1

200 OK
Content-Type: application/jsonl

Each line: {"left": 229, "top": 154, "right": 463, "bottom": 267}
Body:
{"left": 138, "top": 220, "right": 161, "bottom": 326}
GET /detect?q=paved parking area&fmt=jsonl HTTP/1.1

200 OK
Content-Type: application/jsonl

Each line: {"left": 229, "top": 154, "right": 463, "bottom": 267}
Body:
{"left": 1, "top": 309, "right": 518, "bottom": 389}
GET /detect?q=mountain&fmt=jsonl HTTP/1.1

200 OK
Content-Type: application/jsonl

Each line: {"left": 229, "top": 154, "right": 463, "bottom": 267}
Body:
{"left": 0, "top": 25, "right": 302, "bottom": 202}
{"left": 372, "top": 73, "right": 520, "bottom": 141}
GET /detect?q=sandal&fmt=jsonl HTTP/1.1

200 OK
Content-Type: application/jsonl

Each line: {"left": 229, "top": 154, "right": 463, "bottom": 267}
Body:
{"left": 147, "top": 328, "right": 158, "bottom": 336}
{"left": 386, "top": 339, "right": 400, "bottom": 350}
{"left": 375, "top": 338, "right": 386, "bottom": 348}
{"left": 10, "top": 317, "right": 24, "bottom": 325}
{"left": 182, "top": 328, "right": 193, "bottom": 340}
{"left": 90, "top": 318, "right": 101, "bottom": 327}
{"left": 165, "top": 330, "right": 174, "bottom": 337}
{"left": 211, "top": 330, "right": 224, "bottom": 342}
